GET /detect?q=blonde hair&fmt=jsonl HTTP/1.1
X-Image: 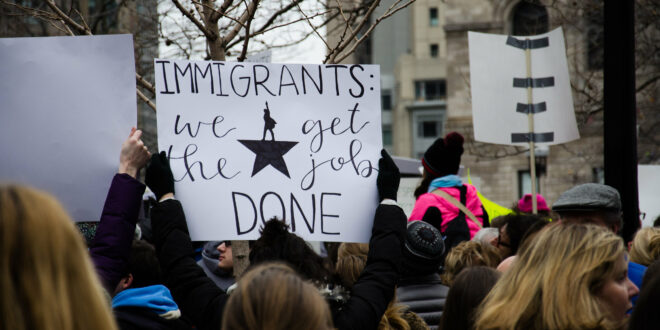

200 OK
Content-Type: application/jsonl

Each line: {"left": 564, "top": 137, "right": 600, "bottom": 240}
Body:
{"left": 0, "top": 185, "right": 117, "bottom": 330}
{"left": 335, "top": 243, "right": 411, "bottom": 330}
{"left": 474, "top": 223, "right": 626, "bottom": 330}
{"left": 222, "top": 262, "right": 334, "bottom": 330}
{"left": 335, "top": 243, "right": 369, "bottom": 289}
{"left": 630, "top": 227, "right": 660, "bottom": 266}
{"left": 442, "top": 241, "right": 501, "bottom": 286}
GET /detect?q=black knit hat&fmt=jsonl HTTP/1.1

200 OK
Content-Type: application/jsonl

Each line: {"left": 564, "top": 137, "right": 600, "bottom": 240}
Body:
{"left": 422, "top": 132, "right": 464, "bottom": 178}
{"left": 403, "top": 221, "right": 445, "bottom": 275}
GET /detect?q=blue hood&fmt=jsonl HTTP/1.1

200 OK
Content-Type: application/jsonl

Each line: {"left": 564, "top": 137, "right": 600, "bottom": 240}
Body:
{"left": 112, "top": 285, "right": 180, "bottom": 316}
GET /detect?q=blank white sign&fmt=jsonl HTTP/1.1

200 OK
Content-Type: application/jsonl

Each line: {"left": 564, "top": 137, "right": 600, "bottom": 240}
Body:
{"left": 0, "top": 35, "right": 136, "bottom": 221}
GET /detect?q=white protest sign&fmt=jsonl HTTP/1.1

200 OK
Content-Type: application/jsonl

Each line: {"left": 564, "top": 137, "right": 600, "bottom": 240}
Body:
{"left": 155, "top": 60, "right": 382, "bottom": 242}
{"left": 639, "top": 165, "right": 660, "bottom": 228}
{"left": 469, "top": 27, "right": 579, "bottom": 146}
{"left": 0, "top": 35, "right": 136, "bottom": 221}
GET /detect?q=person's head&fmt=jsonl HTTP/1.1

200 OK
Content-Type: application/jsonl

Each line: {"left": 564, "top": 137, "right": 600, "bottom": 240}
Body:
{"left": 217, "top": 241, "right": 234, "bottom": 271}
{"left": 414, "top": 132, "right": 464, "bottom": 198}
{"left": 628, "top": 271, "right": 660, "bottom": 330}
{"left": 0, "top": 185, "right": 117, "bottom": 330}
{"left": 475, "top": 223, "right": 639, "bottom": 330}
{"left": 553, "top": 183, "right": 623, "bottom": 233}
{"left": 249, "top": 218, "right": 330, "bottom": 283}
{"left": 516, "top": 193, "right": 550, "bottom": 215}
{"left": 493, "top": 213, "right": 548, "bottom": 258}
{"left": 221, "top": 262, "right": 333, "bottom": 330}
{"left": 472, "top": 227, "right": 499, "bottom": 245}
{"left": 629, "top": 227, "right": 660, "bottom": 266}
{"left": 402, "top": 220, "right": 445, "bottom": 276}
{"left": 442, "top": 240, "right": 501, "bottom": 286}
{"left": 334, "top": 243, "right": 411, "bottom": 330}
{"left": 115, "top": 239, "right": 163, "bottom": 294}
{"left": 335, "top": 243, "right": 368, "bottom": 289}
{"left": 653, "top": 215, "right": 660, "bottom": 228}
{"left": 440, "top": 266, "right": 500, "bottom": 330}
{"left": 641, "top": 259, "right": 660, "bottom": 290}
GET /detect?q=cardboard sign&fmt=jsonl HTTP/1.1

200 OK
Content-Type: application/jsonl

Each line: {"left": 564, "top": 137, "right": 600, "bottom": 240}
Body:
{"left": 469, "top": 27, "right": 579, "bottom": 146}
{"left": 155, "top": 60, "right": 382, "bottom": 242}
{"left": 0, "top": 35, "right": 136, "bottom": 221}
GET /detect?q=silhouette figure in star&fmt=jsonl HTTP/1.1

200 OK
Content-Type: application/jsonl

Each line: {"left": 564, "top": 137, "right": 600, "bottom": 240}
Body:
{"left": 239, "top": 101, "right": 298, "bottom": 178}
{"left": 262, "top": 102, "right": 277, "bottom": 141}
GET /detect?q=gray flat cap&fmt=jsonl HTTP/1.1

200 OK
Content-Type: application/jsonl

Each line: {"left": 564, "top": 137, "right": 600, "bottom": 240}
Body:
{"left": 552, "top": 183, "right": 621, "bottom": 212}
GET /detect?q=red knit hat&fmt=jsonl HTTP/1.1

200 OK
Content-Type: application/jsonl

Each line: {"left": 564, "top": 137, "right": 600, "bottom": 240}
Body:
{"left": 518, "top": 193, "right": 549, "bottom": 213}
{"left": 422, "top": 132, "right": 464, "bottom": 178}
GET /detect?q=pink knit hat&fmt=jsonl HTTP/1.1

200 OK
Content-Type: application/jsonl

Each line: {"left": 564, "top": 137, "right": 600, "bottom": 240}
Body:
{"left": 518, "top": 193, "right": 549, "bottom": 213}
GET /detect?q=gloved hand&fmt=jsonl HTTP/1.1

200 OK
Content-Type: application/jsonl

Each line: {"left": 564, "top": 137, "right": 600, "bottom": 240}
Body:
{"left": 422, "top": 206, "right": 442, "bottom": 231}
{"left": 377, "top": 149, "right": 400, "bottom": 201}
{"left": 146, "top": 151, "right": 174, "bottom": 201}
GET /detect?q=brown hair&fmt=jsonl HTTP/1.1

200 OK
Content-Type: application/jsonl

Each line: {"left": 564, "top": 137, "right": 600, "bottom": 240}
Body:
{"left": 222, "top": 262, "right": 334, "bottom": 330}
{"left": 440, "top": 266, "right": 500, "bottom": 330}
{"left": 442, "top": 241, "right": 501, "bottom": 286}
{"left": 0, "top": 185, "right": 117, "bottom": 330}
{"left": 335, "top": 243, "right": 411, "bottom": 330}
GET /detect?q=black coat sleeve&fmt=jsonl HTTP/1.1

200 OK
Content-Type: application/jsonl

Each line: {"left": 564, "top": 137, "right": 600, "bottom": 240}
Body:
{"left": 333, "top": 204, "right": 406, "bottom": 330}
{"left": 151, "top": 199, "right": 228, "bottom": 330}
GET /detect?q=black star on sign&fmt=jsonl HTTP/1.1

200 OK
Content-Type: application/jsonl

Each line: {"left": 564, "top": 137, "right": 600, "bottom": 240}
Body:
{"left": 238, "top": 140, "right": 298, "bottom": 178}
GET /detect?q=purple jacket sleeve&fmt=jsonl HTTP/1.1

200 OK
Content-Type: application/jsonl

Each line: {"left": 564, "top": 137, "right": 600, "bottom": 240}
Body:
{"left": 89, "top": 173, "right": 146, "bottom": 293}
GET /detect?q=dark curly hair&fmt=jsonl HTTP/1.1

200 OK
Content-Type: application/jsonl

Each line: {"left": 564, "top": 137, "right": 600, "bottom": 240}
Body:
{"left": 249, "top": 218, "right": 331, "bottom": 283}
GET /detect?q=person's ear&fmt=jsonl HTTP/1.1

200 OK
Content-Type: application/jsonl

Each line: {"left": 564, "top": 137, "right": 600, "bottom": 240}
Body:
{"left": 121, "top": 274, "right": 134, "bottom": 290}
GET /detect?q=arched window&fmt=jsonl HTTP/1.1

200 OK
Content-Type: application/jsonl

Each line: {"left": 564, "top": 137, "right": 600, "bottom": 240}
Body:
{"left": 512, "top": 1, "right": 549, "bottom": 36}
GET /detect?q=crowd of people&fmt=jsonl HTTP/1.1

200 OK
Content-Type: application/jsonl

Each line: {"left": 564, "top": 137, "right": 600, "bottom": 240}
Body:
{"left": 2, "top": 128, "right": 659, "bottom": 330}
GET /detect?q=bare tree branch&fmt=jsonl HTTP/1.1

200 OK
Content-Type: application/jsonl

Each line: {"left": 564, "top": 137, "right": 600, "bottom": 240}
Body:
{"left": 137, "top": 89, "right": 157, "bottom": 111}
{"left": 222, "top": 0, "right": 258, "bottom": 46}
{"left": 296, "top": 1, "right": 331, "bottom": 51}
{"left": 172, "top": 0, "right": 218, "bottom": 40}
{"left": 45, "top": 0, "right": 91, "bottom": 35}
{"left": 237, "top": 0, "right": 260, "bottom": 61}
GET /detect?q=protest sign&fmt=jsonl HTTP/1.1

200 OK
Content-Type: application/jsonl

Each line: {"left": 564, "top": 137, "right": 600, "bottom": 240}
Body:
{"left": 469, "top": 27, "right": 579, "bottom": 146}
{"left": 639, "top": 165, "right": 660, "bottom": 227}
{"left": 0, "top": 35, "right": 136, "bottom": 221}
{"left": 155, "top": 60, "right": 382, "bottom": 242}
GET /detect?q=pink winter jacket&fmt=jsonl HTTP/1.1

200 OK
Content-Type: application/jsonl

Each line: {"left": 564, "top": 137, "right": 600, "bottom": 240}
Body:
{"left": 408, "top": 184, "right": 484, "bottom": 238}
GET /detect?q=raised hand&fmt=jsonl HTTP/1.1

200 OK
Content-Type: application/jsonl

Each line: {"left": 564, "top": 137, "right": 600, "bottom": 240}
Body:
{"left": 377, "top": 149, "right": 400, "bottom": 202}
{"left": 118, "top": 127, "right": 151, "bottom": 178}
{"left": 146, "top": 151, "right": 175, "bottom": 201}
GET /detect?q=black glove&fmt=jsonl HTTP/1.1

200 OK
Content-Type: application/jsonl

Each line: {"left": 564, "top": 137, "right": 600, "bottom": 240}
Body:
{"left": 377, "top": 149, "right": 400, "bottom": 201}
{"left": 146, "top": 151, "right": 174, "bottom": 201}
{"left": 422, "top": 206, "right": 443, "bottom": 231}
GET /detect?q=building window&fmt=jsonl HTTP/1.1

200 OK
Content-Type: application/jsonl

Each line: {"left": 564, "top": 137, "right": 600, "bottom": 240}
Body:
{"left": 412, "top": 109, "right": 445, "bottom": 157}
{"left": 430, "top": 44, "right": 439, "bottom": 58}
{"left": 518, "top": 170, "right": 541, "bottom": 199}
{"left": 382, "top": 124, "right": 393, "bottom": 146}
{"left": 381, "top": 90, "right": 392, "bottom": 111}
{"left": 414, "top": 80, "right": 446, "bottom": 101}
{"left": 429, "top": 8, "right": 438, "bottom": 27}
{"left": 512, "top": 2, "right": 549, "bottom": 36}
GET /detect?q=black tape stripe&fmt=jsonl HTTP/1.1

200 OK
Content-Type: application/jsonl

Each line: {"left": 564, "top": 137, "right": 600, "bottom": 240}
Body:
{"left": 506, "top": 36, "right": 549, "bottom": 49}
{"left": 516, "top": 102, "right": 547, "bottom": 114}
{"left": 513, "top": 77, "right": 555, "bottom": 88}
{"left": 511, "top": 132, "right": 554, "bottom": 143}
